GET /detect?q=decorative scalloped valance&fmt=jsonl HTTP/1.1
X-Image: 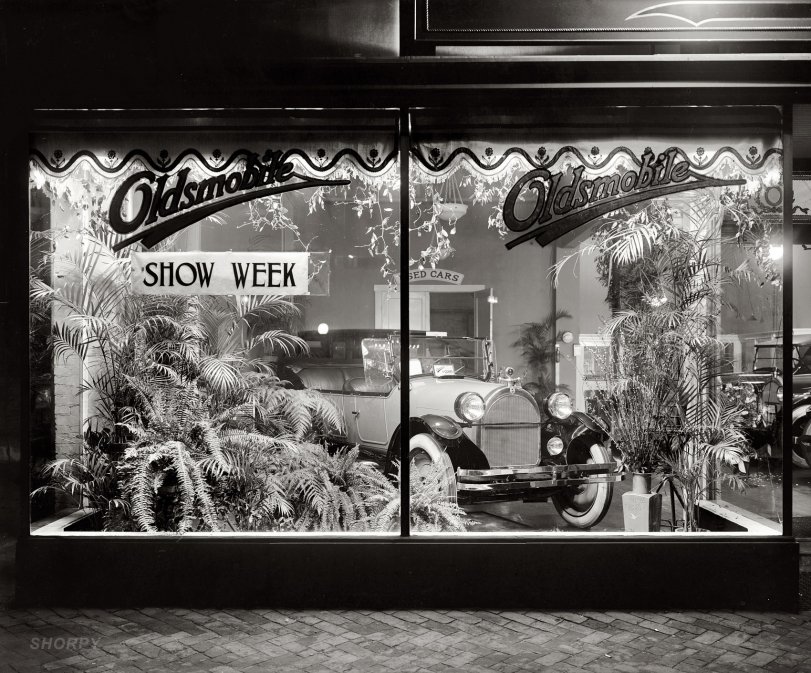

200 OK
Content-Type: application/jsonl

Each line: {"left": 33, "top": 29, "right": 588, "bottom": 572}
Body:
{"left": 411, "top": 142, "right": 782, "bottom": 181}
{"left": 407, "top": 124, "right": 783, "bottom": 267}
{"left": 30, "top": 133, "right": 398, "bottom": 180}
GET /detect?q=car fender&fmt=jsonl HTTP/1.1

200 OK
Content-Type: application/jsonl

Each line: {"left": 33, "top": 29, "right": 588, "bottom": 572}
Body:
{"left": 384, "top": 416, "right": 490, "bottom": 476}
{"left": 409, "top": 432, "right": 446, "bottom": 465}
{"left": 571, "top": 411, "right": 609, "bottom": 437}
{"left": 570, "top": 426, "right": 607, "bottom": 447}
{"left": 793, "top": 403, "right": 811, "bottom": 425}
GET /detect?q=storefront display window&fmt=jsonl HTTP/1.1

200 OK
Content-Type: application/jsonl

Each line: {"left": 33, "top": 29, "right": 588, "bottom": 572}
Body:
{"left": 28, "top": 107, "right": 791, "bottom": 539}
{"left": 407, "top": 106, "right": 785, "bottom": 535}
{"left": 28, "top": 117, "right": 404, "bottom": 535}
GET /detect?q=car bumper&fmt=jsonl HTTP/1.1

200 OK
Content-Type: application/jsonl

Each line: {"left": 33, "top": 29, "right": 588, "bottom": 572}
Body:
{"left": 456, "top": 462, "right": 622, "bottom": 495}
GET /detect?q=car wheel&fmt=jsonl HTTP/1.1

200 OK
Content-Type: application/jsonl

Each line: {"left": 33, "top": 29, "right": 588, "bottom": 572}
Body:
{"left": 551, "top": 442, "right": 614, "bottom": 529}
{"left": 782, "top": 410, "right": 811, "bottom": 468}
{"left": 796, "top": 415, "right": 811, "bottom": 469}
{"left": 409, "top": 434, "right": 458, "bottom": 503}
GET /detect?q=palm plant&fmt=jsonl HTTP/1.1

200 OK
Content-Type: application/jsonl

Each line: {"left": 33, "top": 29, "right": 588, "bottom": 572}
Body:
{"left": 660, "top": 396, "right": 748, "bottom": 531}
{"left": 192, "top": 294, "right": 349, "bottom": 445}
{"left": 556, "top": 192, "right": 757, "bottom": 529}
{"left": 512, "top": 309, "right": 572, "bottom": 401}
{"left": 29, "top": 229, "right": 203, "bottom": 443}
{"left": 31, "top": 444, "right": 132, "bottom": 530}
{"left": 596, "top": 201, "right": 739, "bottom": 465}
{"left": 195, "top": 294, "right": 308, "bottom": 406}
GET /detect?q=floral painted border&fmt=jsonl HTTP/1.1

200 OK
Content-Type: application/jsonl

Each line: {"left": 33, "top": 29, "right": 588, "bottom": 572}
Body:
{"left": 412, "top": 144, "right": 783, "bottom": 176}
{"left": 30, "top": 146, "right": 398, "bottom": 178}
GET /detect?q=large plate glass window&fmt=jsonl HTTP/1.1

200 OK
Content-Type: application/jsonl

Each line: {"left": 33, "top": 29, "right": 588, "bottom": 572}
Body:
{"left": 28, "top": 113, "right": 402, "bottom": 535}
{"left": 407, "top": 107, "right": 784, "bottom": 535}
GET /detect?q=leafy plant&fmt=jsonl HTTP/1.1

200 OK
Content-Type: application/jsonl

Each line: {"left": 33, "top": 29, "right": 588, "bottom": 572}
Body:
{"left": 29, "top": 229, "right": 204, "bottom": 443}
{"left": 408, "top": 163, "right": 522, "bottom": 272}
{"left": 283, "top": 444, "right": 394, "bottom": 532}
{"left": 31, "top": 445, "right": 131, "bottom": 530}
{"left": 209, "top": 436, "right": 294, "bottom": 532}
{"left": 512, "top": 309, "right": 572, "bottom": 401}
{"left": 195, "top": 294, "right": 307, "bottom": 406}
{"left": 572, "top": 195, "right": 753, "bottom": 529}
{"left": 660, "top": 396, "right": 749, "bottom": 531}
{"left": 118, "top": 382, "right": 230, "bottom": 532}
{"left": 368, "top": 461, "right": 470, "bottom": 533}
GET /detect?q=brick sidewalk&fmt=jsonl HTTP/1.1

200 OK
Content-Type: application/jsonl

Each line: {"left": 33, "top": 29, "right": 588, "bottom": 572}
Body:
{"left": 1, "top": 607, "right": 810, "bottom": 673}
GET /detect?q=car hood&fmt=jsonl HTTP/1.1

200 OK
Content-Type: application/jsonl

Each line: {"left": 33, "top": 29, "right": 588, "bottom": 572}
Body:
{"left": 410, "top": 376, "right": 508, "bottom": 417}
{"left": 793, "top": 374, "right": 811, "bottom": 398}
{"left": 720, "top": 372, "right": 774, "bottom": 385}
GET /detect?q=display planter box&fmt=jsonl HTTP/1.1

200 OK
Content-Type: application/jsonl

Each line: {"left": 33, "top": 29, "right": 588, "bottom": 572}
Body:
{"left": 31, "top": 509, "right": 102, "bottom": 534}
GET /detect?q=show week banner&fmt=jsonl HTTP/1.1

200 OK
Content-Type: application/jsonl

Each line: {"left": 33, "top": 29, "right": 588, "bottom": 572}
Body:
{"left": 131, "top": 252, "right": 309, "bottom": 296}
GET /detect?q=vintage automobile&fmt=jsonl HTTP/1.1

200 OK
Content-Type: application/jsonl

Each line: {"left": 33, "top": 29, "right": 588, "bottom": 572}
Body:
{"left": 281, "top": 331, "right": 621, "bottom": 529}
{"left": 721, "top": 340, "right": 811, "bottom": 468}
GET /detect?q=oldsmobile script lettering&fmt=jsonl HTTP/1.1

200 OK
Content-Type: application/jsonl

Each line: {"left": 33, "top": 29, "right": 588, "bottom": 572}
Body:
{"left": 109, "top": 152, "right": 349, "bottom": 252}
{"left": 502, "top": 149, "right": 746, "bottom": 249}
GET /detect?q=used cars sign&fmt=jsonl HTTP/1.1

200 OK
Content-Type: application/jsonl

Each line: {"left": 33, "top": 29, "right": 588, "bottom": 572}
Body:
{"left": 131, "top": 251, "right": 309, "bottom": 295}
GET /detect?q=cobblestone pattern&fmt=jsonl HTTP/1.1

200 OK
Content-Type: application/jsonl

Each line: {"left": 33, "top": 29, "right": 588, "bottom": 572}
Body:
{"left": 1, "top": 607, "right": 810, "bottom": 672}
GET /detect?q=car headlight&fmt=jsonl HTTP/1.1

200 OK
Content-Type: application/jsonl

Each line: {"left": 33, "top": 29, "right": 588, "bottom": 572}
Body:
{"left": 762, "top": 380, "right": 783, "bottom": 406}
{"left": 546, "top": 436, "right": 564, "bottom": 456}
{"left": 545, "top": 392, "right": 573, "bottom": 420}
{"left": 454, "top": 392, "right": 485, "bottom": 422}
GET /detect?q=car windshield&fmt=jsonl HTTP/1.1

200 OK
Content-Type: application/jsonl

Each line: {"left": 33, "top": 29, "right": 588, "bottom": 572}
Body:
{"left": 753, "top": 344, "right": 811, "bottom": 374}
{"left": 406, "top": 336, "right": 489, "bottom": 379}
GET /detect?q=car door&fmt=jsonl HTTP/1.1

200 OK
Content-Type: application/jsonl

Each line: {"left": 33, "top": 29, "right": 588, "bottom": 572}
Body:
{"left": 348, "top": 381, "right": 396, "bottom": 454}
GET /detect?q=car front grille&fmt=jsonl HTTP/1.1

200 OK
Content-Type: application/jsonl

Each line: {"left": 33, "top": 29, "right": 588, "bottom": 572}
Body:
{"left": 479, "top": 391, "right": 541, "bottom": 467}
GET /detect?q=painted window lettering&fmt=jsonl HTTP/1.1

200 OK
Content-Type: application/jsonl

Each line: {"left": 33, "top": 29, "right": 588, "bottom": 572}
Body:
{"left": 231, "top": 262, "right": 297, "bottom": 289}
{"left": 143, "top": 261, "right": 214, "bottom": 288}
{"left": 108, "top": 152, "right": 349, "bottom": 251}
{"left": 131, "top": 252, "right": 309, "bottom": 296}
{"left": 502, "top": 149, "right": 745, "bottom": 248}
{"left": 408, "top": 268, "right": 464, "bottom": 284}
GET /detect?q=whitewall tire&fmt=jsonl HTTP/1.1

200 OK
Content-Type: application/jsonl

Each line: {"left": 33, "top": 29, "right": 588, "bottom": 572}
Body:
{"left": 551, "top": 442, "right": 614, "bottom": 529}
{"left": 409, "top": 433, "right": 458, "bottom": 503}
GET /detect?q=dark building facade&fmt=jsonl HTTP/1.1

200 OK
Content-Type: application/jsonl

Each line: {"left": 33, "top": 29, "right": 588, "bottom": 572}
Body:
{"left": 1, "top": 1, "right": 809, "bottom": 609}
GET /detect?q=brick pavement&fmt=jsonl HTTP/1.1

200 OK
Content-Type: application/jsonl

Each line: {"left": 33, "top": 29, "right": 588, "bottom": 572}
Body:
{"left": 1, "top": 606, "right": 810, "bottom": 673}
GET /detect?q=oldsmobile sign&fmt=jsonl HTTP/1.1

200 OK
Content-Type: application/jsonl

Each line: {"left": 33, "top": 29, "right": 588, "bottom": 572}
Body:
{"left": 502, "top": 148, "right": 746, "bottom": 249}
{"left": 109, "top": 151, "right": 349, "bottom": 252}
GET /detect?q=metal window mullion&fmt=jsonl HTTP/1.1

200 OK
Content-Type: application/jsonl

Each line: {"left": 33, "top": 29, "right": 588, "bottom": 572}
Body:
{"left": 782, "top": 103, "right": 794, "bottom": 537}
{"left": 399, "top": 108, "right": 411, "bottom": 538}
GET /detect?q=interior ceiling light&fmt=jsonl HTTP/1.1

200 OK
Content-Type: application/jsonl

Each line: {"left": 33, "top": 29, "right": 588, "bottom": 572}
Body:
{"left": 437, "top": 170, "right": 468, "bottom": 224}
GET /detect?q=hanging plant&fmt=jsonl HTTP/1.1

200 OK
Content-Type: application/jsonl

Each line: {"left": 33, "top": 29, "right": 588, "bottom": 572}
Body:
{"left": 720, "top": 184, "right": 782, "bottom": 287}
{"left": 408, "top": 160, "right": 525, "bottom": 271}
{"left": 305, "top": 162, "right": 401, "bottom": 284}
